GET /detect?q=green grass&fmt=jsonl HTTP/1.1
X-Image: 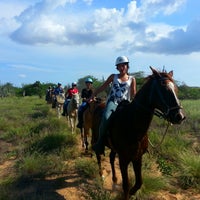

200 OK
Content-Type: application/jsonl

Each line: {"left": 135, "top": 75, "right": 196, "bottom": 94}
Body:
{"left": 177, "top": 150, "right": 200, "bottom": 189}
{"left": 0, "top": 96, "right": 199, "bottom": 199}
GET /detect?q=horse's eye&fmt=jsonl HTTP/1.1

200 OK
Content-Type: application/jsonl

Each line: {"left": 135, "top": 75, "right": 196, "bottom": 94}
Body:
{"left": 160, "top": 80, "right": 166, "bottom": 86}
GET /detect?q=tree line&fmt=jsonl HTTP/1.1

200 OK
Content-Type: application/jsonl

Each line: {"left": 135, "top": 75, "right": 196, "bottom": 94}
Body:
{"left": 0, "top": 72, "right": 199, "bottom": 100}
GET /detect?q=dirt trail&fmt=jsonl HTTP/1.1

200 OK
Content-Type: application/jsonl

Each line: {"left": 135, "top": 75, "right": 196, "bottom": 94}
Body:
{"left": 55, "top": 148, "right": 200, "bottom": 200}
{"left": 1, "top": 140, "right": 200, "bottom": 200}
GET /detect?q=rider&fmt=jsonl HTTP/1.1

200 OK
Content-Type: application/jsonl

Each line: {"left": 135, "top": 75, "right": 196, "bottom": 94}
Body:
{"left": 54, "top": 83, "right": 64, "bottom": 95}
{"left": 62, "top": 82, "right": 79, "bottom": 116}
{"left": 52, "top": 83, "right": 64, "bottom": 108}
{"left": 77, "top": 77, "right": 94, "bottom": 128}
{"left": 91, "top": 56, "right": 137, "bottom": 155}
{"left": 45, "top": 86, "right": 52, "bottom": 102}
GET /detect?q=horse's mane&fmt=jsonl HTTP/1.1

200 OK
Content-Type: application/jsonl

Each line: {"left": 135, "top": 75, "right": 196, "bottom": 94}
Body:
{"left": 135, "top": 70, "right": 176, "bottom": 99}
{"left": 145, "top": 71, "right": 174, "bottom": 83}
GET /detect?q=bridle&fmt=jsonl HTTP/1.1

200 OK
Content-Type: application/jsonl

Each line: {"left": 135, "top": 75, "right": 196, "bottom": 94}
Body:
{"left": 149, "top": 77, "right": 182, "bottom": 121}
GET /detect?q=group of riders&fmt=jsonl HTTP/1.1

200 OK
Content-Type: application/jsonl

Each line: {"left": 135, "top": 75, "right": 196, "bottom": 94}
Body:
{"left": 45, "top": 77, "right": 94, "bottom": 129}
{"left": 46, "top": 56, "right": 136, "bottom": 156}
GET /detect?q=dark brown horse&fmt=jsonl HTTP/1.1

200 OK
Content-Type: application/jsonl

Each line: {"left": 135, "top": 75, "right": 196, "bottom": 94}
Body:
{"left": 92, "top": 67, "right": 185, "bottom": 200}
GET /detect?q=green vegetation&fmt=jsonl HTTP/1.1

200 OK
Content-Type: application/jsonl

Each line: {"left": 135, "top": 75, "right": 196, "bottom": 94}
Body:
{"left": 1, "top": 72, "right": 200, "bottom": 99}
{"left": 0, "top": 96, "right": 199, "bottom": 200}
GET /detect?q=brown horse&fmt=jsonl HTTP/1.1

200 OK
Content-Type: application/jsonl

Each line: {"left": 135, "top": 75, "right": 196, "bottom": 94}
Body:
{"left": 79, "top": 98, "right": 104, "bottom": 151}
{"left": 92, "top": 67, "right": 185, "bottom": 200}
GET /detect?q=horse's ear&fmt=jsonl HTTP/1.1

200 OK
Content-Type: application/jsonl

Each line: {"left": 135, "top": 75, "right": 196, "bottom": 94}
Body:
{"left": 150, "top": 66, "right": 160, "bottom": 77}
{"left": 168, "top": 70, "right": 173, "bottom": 77}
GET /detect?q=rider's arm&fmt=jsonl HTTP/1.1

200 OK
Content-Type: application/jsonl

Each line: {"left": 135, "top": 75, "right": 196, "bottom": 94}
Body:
{"left": 93, "top": 74, "right": 114, "bottom": 97}
{"left": 130, "top": 77, "right": 137, "bottom": 100}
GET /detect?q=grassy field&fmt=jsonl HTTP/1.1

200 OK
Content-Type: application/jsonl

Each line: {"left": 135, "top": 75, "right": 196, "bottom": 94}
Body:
{"left": 0, "top": 96, "right": 199, "bottom": 200}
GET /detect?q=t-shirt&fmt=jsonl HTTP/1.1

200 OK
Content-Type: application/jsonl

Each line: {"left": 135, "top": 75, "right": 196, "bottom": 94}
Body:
{"left": 81, "top": 88, "right": 93, "bottom": 100}
{"left": 54, "top": 87, "right": 64, "bottom": 95}
{"left": 67, "top": 88, "right": 79, "bottom": 99}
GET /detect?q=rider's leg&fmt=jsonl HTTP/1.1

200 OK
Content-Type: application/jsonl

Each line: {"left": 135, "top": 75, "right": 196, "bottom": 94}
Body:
{"left": 66, "top": 101, "right": 69, "bottom": 116}
{"left": 77, "top": 106, "right": 83, "bottom": 128}
{"left": 62, "top": 101, "right": 67, "bottom": 116}
{"left": 77, "top": 103, "right": 88, "bottom": 128}
{"left": 93, "top": 101, "right": 117, "bottom": 155}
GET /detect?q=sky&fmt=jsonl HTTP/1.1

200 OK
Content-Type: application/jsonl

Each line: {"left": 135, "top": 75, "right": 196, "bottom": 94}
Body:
{"left": 0, "top": 0, "right": 200, "bottom": 87}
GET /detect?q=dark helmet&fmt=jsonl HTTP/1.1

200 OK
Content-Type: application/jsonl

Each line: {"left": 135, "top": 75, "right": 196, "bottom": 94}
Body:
{"left": 85, "top": 77, "right": 93, "bottom": 83}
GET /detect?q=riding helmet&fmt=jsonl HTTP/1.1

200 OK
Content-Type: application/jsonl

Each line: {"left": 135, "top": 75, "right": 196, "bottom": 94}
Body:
{"left": 85, "top": 77, "right": 93, "bottom": 83}
{"left": 115, "top": 56, "right": 129, "bottom": 66}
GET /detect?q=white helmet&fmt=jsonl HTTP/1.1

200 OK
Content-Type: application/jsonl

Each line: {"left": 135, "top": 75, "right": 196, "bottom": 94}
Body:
{"left": 72, "top": 82, "right": 77, "bottom": 86}
{"left": 115, "top": 56, "right": 129, "bottom": 66}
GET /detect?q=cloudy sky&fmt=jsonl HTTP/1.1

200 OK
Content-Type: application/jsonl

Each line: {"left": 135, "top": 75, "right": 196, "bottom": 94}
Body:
{"left": 0, "top": 0, "right": 200, "bottom": 87}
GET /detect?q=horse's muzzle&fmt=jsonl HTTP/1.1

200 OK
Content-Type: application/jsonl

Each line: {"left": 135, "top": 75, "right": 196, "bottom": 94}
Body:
{"left": 169, "top": 109, "right": 186, "bottom": 124}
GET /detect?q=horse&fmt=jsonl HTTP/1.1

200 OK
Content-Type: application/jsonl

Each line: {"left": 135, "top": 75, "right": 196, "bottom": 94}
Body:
{"left": 79, "top": 98, "right": 104, "bottom": 151}
{"left": 45, "top": 89, "right": 53, "bottom": 104}
{"left": 92, "top": 67, "right": 186, "bottom": 200}
{"left": 55, "top": 93, "right": 65, "bottom": 118}
{"left": 67, "top": 93, "right": 80, "bottom": 133}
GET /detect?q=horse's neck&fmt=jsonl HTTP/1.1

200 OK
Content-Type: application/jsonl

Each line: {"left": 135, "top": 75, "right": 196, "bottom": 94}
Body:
{"left": 131, "top": 82, "right": 155, "bottom": 126}
{"left": 73, "top": 94, "right": 79, "bottom": 102}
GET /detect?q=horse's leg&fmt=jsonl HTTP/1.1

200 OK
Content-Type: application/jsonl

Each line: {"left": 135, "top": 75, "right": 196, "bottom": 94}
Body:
{"left": 73, "top": 114, "right": 76, "bottom": 134}
{"left": 57, "top": 104, "right": 61, "bottom": 118}
{"left": 129, "top": 157, "right": 143, "bottom": 196}
{"left": 80, "top": 128, "right": 85, "bottom": 148}
{"left": 67, "top": 115, "right": 70, "bottom": 127}
{"left": 109, "top": 150, "right": 117, "bottom": 183}
{"left": 96, "top": 153, "right": 103, "bottom": 177}
{"left": 71, "top": 117, "right": 74, "bottom": 133}
{"left": 118, "top": 155, "right": 130, "bottom": 200}
{"left": 70, "top": 117, "right": 74, "bottom": 134}
{"left": 84, "top": 127, "right": 89, "bottom": 152}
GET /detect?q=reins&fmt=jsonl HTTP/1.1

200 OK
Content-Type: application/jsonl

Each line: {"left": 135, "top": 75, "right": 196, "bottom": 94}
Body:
{"left": 147, "top": 108, "right": 171, "bottom": 149}
{"left": 148, "top": 119, "right": 171, "bottom": 149}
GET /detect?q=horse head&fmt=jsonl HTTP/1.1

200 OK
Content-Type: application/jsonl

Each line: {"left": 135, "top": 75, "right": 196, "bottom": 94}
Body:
{"left": 149, "top": 66, "right": 185, "bottom": 124}
{"left": 71, "top": 93, "right": 80, "bottom": 109}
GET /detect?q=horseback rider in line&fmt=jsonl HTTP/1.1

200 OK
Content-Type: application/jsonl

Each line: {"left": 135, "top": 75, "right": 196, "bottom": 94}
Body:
{"left": 76, "top": 77, "right": 94, "bottom": 128}
{"left": 52, "top": 83, "right": 64, "bottom": 108}
{"left": 45, "top": 86, "right": 52, "bottom": 103}
{"left": 62, "top": 82, "right": 79, "bottom": 116}
{"left": 91, "top": 56, "right": 137, "bottom": 155}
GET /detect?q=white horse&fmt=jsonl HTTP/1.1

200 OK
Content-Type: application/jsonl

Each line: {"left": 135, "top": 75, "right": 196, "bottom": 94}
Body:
{"left": 56, "top": 93, "right": 65, "bottom": 118}
{"left": 67, "top": 93, "right": 80, "bottom": 133}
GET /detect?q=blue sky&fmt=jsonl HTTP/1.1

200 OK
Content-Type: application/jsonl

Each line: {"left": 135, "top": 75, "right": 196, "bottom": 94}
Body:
{"left": 0, "top": 0, "right": 200, "bottom": 87}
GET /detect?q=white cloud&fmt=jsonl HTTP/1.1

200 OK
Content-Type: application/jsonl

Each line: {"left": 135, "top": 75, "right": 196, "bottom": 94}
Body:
{"left": 2, "top": 0, "right": 200, "bottom": 55}
{"left": 18, "top": 74, "right": 26, "bottom": 78}
{"left": 11, "top": 64, "right": 56, "bottom": 72}
{"left": 83, "top": 0, "right": 93, "bottom": 6}
{"left": 140, "top": 0, "right": 186, "bottom": 16}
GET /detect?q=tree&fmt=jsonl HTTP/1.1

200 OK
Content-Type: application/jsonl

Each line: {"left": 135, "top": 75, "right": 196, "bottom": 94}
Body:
{"left": 0, "top": 82, "right": 16, "bottom": 97}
